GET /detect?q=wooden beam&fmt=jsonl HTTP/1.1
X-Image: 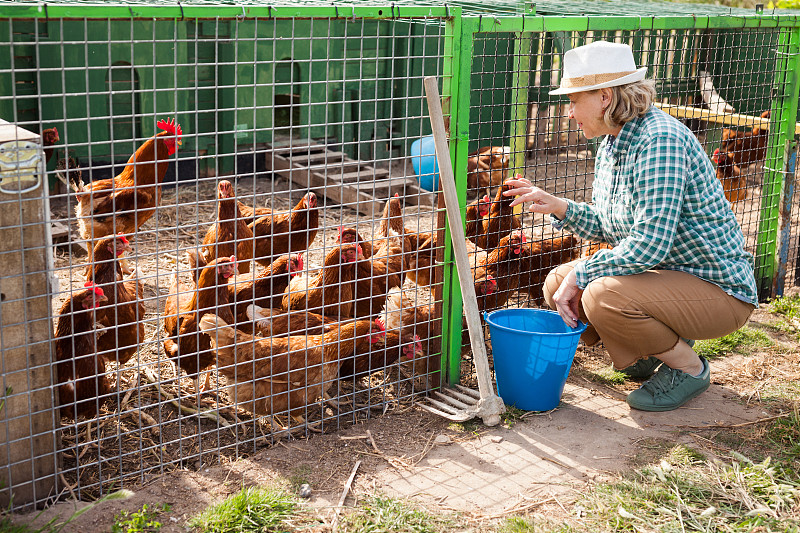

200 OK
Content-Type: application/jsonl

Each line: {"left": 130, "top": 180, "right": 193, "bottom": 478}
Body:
{"left": 654, "top": 102, "right": 798, "bottom": 132}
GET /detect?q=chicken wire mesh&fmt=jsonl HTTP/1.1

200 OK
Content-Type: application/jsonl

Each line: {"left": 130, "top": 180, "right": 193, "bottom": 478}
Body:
{"left": 0, "top": 11, "right": 451, "bottom": 509}
{"left": 2, "top": 5, "right": 800, "bottom": 512}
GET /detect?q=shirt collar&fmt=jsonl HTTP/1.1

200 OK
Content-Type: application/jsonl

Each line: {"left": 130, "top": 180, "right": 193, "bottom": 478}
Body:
{"left": 605, "top": 105, "right": 654, "bottom": 156}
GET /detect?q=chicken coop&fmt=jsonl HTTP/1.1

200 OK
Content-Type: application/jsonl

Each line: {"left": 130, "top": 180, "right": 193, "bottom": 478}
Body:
{"left": 2, "top": 0, "right": 800, "bottom": 511}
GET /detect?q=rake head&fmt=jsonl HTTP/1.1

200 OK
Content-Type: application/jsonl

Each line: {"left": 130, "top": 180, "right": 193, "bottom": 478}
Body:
{"left": 417, "top": 384, "right": 505, "bottom": 424}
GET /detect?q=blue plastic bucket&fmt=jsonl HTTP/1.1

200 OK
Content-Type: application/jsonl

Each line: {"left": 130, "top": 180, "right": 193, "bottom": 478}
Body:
{"left": 484, "top": 308, "right": 587, "bottom": 411}
{"left": 410, "top": 135, "right": 439, "bottom": 191}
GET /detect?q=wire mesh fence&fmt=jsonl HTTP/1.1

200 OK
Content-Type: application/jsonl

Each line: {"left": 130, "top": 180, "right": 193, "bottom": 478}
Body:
{"left": 1, "top": 11, "right": 450, "bottom": 509}
{"left": 2, "top": 4, "right": 800, "bottom": 512}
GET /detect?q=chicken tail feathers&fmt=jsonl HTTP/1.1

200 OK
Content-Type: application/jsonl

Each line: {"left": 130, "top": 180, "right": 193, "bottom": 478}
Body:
{"left": 186, "top": 249, "right": 206, "bottom": 286}
{"left": 245, "top": 303, "right": 264, "bottom": 321}
{"left": 56, "top": 155, "right": 84, "bottom": 194}
{"left": 198, "top": 313, "right": 233, "bottom": 345}
{"left": 382, "top": 285, "right": 409, "bottom": 331}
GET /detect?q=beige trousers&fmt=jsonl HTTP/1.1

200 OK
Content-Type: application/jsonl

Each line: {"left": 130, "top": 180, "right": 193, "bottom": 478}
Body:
{"left": 543, "top": 260, "right": 755, "bottom": 369}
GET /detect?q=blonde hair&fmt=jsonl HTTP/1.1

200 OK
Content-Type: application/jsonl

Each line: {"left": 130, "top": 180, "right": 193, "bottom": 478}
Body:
{"left": 603, "top": 79, "right": 657, "bottom": 127}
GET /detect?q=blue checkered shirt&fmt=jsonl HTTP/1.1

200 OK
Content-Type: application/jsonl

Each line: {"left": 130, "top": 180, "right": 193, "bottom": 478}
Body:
{"left": 551, "top": 106, "right": 758, "bottom": 306}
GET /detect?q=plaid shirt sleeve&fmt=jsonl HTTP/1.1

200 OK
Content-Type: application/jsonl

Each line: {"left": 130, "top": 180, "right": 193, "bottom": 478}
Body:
{"left": 550, "top": 199, "right": 606, "bottom": 242}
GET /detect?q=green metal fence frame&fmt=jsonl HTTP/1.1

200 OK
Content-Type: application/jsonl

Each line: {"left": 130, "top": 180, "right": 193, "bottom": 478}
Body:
{"left": 2, "top": 5, "right": 800, "bottom": 387}
{"left": 442, "top": 13, "right": 800, "bottom": 383}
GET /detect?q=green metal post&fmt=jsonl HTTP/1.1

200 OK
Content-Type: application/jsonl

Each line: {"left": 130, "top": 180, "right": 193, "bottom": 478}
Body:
{"left": 755, "top": 26, "right": 800, "bottom": 301}
{"left": 441, "top": 14, "right": 472, "bottom": 386}
{"left": 510, "top": 30, "right": 532, "bottom": 181}
{"left": 216, "top": 20, "right": 237, "bottom": 175}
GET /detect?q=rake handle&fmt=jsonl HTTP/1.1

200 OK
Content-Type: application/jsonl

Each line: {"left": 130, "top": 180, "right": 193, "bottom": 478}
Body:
{"left": 423, "top": 76, "right": 502, "bottom": 427}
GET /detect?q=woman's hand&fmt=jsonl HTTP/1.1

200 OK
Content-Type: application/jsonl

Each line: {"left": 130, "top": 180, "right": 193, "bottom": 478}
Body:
{"left": 503, "top": 175, "right": 569, "bottom": 219}
{"left": 552, "top": 268, "right": 583, "bottom": 328}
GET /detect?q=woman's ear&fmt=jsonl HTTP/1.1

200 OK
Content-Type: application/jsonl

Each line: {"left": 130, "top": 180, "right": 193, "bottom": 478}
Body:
{"left": 599, "top": 88, "right": 613, "bottom": 111}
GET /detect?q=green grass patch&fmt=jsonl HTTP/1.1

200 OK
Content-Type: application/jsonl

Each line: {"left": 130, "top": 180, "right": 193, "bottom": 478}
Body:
{"left": 502, "top": 406, "right": 527, "bottom": 428}
{"left": 447, "top": 420, "right": 484, "bottom": 435}
{"left": 338, "top": 496, "right": 451, "bottom": 533}
{"left": 111, "top": 503, "right": 169, "bottom": 533}
{"left": 664, "top": 444, "right": 706, "bottom": 466}
{"left": 765, "top": 408, "right": 800, "bottom": 477}
{"left": 766, "top": 295, "right": 800, "bottom": 340}
{"left": 0, "top": 517, "right": 33, "bottom": 533}
{"left": 759, "top": 381, "right": 800, "bottom": 405}
{"left": 769, "top": 294, "right": 800, "bottom": 320}
{"left": 188, "top": 486, "right": 298, "bottom": 533}
{"left": 694, "top": 326, "right": 772, "bottom": 359}
{"left": 586, "top": 367, "right": 627, "bottom": 386}
{"left": 565, "top": 449, "right": 800, "bottom": 532}
{"left": 498, "top": 516, "right": 578, "bottom": 532}
{"left": 498, "top": 516, "right": 540, "bottom": 532}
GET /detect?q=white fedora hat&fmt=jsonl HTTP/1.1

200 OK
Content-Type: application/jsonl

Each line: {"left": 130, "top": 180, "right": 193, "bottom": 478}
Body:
{"left": 549, "top": 40, "right": 648, "bottom": 95}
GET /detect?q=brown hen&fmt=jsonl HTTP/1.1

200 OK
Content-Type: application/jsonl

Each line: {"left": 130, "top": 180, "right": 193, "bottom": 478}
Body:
{"left": 162, "top": 256, "right": 236, "bottom": 391}
{"left": 249, "top": 192, "right": 319, "bottom": 267}
{"left": 54, "top": 283, "right": 109, "bottom": 419}
{"left": 200, "top": 180, "right": 255, "bottom": 274}
{"left": 517, "top": 235, "right": 580, "bottom": 303}
{"left": 199, "top": 314, "right": 385, "bottom": 423}
{"left": 467, "top": 145, "right": 510, "bottom": 192}
{"left": 281, "top": 243, "right": 362, "bottom": 319}
{"left": 719, "top": 110, "right": 770, "bottom": 168}
{"left": 73, "top": 118, "right": 182, "bottom": 264}
{"left": 230, "top": 253, "right": 303, "bottom": 324}
{"left": 87, "top": 234, "right": 146, "bottom": 369}
{"left": 712, "top": 149, "right": 748, "bottom": 204}
{"left": 476, "top": 182, "right": 522, "bottom": 252}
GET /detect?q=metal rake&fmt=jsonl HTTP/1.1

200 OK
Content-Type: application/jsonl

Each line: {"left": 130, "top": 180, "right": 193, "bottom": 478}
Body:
{"left": 419, "top": 76, "right": 505, "bottom": 427}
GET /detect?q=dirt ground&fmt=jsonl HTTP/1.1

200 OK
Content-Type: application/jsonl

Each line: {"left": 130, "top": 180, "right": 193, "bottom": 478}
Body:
{"left": 13, "top": 301, "right": 799, "bottom": 532}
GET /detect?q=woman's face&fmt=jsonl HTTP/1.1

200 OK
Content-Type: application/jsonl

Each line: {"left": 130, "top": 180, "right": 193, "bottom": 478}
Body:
{"left": 568, "top": 89, "right": 614, "bottom": 139}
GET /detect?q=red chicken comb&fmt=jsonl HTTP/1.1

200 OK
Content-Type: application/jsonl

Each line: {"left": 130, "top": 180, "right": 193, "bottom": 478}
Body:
{"left": 83, "top": 281, "right": 105, "bottom": 298}
{"left": 228, "top": 255, "right": 237, "bottom": 263}
{"left": 295, "top": 252, "right": 304, "bottom": 271}
{"left": 712, "top": 148, "right": 720, "bottom": 164}
{"left": 157, "top": 118, "right": 183, "bottom": 141}
{"left": 116, "top": 232, "right": 129, "bottom": 245}
{"left": 394, "top": 192, "right": 400, "bottom": 198}
{"left": 375, "top": 317, "right": 386, "bottom": 331}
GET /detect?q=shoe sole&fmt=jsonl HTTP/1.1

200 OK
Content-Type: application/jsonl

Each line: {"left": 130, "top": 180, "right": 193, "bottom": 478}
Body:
{"left": 626, "top": 381, "right": 710, "bottom": 412}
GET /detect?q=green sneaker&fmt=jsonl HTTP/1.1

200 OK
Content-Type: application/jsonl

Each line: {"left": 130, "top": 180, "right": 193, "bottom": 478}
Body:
{"left": 626, "top": 357, "right": 710, "bottom": 412}
{"left": 615, "top": 356, "right": 662, "bottom": 379}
